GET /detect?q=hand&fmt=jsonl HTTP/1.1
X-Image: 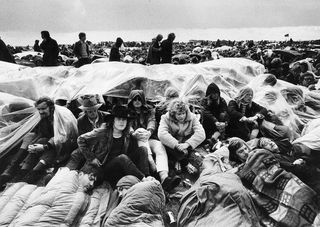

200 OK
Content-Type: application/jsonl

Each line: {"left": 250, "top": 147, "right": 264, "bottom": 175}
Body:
{"left": 239, "top": 116, "right": 248, "bottom": 122}
{"left": 28, "top": 144, "right": 44, "bottom": 154}
{"left": 142, "top": 176, "right": 157, "bottom": 182}
{"left": 176, "top": 143, "right": 190, "bottom": 152}
{"left": 91, "top": 158, "right": 101, "bottom": 167}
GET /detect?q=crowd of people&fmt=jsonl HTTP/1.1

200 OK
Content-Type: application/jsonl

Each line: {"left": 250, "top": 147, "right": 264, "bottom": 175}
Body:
{"left": 1, "top": 31, "right": 320, "bottom": 226}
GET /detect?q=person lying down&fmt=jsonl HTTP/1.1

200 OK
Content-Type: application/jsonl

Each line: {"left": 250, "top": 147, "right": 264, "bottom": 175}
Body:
{"left": 0, "top": 164, "right": 100, "bottom": 226}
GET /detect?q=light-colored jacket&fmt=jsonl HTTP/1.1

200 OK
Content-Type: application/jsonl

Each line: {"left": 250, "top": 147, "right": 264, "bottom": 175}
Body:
{"left": 158, "top": 111, "right": 205, "bottom": 149}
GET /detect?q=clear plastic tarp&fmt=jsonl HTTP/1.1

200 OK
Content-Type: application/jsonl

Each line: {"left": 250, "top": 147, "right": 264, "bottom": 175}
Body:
{"left": 1, "top": 58, "right": 320, "bottom": 156}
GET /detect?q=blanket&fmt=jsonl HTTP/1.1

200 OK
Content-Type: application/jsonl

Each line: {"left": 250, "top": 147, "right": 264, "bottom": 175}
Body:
{"left": 103, "top": 180, "right": 165, "bottom": 227}
{"left": 177, "top": 171, "right": 261, "bottom": 227}
{"left": 238, "top": 149, "right": 320, "bottom": 227}
{"left": 0, "top": 168, "right": 112, "bottom": 227}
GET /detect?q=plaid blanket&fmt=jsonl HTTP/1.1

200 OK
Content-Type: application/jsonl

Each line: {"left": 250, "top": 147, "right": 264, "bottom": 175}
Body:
{"left": 238, "top": 149, "right": 320, "bottom": 227}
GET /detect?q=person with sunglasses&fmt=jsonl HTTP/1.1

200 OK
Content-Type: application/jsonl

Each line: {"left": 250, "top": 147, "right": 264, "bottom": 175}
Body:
{"left": 127, "top": 90, "right": 181, "bottom": 192}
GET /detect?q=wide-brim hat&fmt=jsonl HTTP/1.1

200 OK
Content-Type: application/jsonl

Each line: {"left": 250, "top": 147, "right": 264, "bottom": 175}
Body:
{"left": 107, "top": 105, "right": 133, "bottom": 119}
{"left": 78, "top": 95, "right": 103, "bottom": 110}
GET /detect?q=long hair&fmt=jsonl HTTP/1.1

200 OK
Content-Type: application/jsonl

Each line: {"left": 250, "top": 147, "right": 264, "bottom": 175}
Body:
{"left": 234, "top": 87, "right": 253, "bottom": 106}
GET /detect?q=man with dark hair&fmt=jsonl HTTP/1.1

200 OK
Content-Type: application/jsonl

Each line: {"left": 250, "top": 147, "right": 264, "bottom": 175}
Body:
{"left": 161, "top": 33, "right": 175, "bottom": 64}
{"left": 0, "top": 96, "right": 78, "bottom": 187}
{"left": 40, "top": 31, "right": 59, "bottom": 66}
{"left": 73, "top": 32, "right": 91, "bottom": 67}
{"left": 109, "top": 37, "right": 123, "bottom": 62}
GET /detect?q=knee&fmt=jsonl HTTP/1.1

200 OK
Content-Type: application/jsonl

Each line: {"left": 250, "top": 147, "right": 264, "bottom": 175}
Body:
{"left": 117, "top": 154, "right": 130, "bottom": 162}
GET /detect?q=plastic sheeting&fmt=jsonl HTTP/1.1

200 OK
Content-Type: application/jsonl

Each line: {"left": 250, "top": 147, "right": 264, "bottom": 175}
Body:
{"left": 1, "top": 58, "right": 320, "bottom": 155}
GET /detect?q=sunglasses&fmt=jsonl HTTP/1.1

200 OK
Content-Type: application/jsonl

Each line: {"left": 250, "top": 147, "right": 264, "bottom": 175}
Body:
{"left": 133, "top": 96, "right": 141, "bottom": 101}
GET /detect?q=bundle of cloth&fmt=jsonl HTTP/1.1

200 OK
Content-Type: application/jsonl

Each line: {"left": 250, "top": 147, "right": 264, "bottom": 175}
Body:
{"left": 177, "top": 154, "right": 261, "bottom": 227}
{"left": 238, "top": 149, "right": 320, "bottom": 226}
{"left": 102, "top": 179, "right": 166, "bottom": 227}
{"left": 0, "top": 168, "right": 112, "bottom": 227}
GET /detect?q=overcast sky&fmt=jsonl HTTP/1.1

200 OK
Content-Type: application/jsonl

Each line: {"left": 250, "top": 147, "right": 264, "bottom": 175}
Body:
{"left": 1, "top": 0, "right": 320, "bottom": 33}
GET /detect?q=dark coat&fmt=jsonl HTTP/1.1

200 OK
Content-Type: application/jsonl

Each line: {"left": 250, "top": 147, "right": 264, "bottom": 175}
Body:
{"left": 77, "top": 110, "right": 109, "bottom": 136}
{"left": 227, "top": 100, "right": 267, "bottom": 141}
{"left": 146, "top": 41, "right": 161, "bottom": 65}
{"left": 127, "top": 90, "right": 156, "bottom": 133}
{"left": 201, "top": 97, "right": 228, "bottom": 139}
{"left": 0, "top": 39, "right": 15, "bottom": 63}
{"left": 161, "top": 39, "right": 173, "bottom": 63}
{"left": 109, "top": 45, "right": 121, "bottom": 62}
{"left": 77, "top": 122, "right": 136, "bottom": 165}
{"left": 40, "top": 38, "right": 59, "bottom": 66}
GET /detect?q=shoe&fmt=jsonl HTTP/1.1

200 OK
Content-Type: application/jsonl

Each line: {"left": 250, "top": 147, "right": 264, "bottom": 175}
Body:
{"left": 162, "top": 175, "right": 181, "bottom": 192}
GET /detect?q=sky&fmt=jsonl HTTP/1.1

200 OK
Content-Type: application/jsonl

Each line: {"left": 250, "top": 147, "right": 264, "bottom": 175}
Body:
{"left": 1, "top": 0, "right": 320, "bottom": 44}
{"left": 1, "top": 0, "right": 320, "bottom": 32}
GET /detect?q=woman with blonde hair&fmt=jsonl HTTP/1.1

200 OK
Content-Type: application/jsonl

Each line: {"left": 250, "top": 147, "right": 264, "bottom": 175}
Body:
{"left": 158, "top": 98, "right": 205, "bottom": 174}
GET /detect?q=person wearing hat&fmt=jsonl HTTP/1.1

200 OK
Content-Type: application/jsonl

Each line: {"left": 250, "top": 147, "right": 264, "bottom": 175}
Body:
{"left": 201, "top": 82, "right": 229, "bottom": 146}
{"left": 66, "top": 105, "right": 150, "bottom": 187}
{"left": 77, "top": 94, "right": 109, "bottom": 136}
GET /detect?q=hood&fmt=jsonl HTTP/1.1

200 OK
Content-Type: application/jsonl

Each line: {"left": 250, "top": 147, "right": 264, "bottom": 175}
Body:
{"left": 128, "top": 90, "right": 146, "bottom": 107}
{"left": 205, "top": 82, "right": 220, "bottom": 97}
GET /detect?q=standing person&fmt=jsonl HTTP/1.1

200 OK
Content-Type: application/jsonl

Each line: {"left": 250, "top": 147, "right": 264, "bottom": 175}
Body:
{"left": 33, "top": 40, "right": 41, "bottom": 52}
{"left": 109, "top": 37, "right": 123, "bottom": 62}
{"left": 0, "top": 37, "right": 15, "bottom": 63}
{"left": 73, "top": 32, "right": 91, "bottom": 68}
{"left": 40, "top": 31, "right": 59, "bottom": 66}
{"left": 146, "top": 34, "right": 163, "bottom": 65}
{"left": 161, "top": 33, "right": 175, "bottom": 64}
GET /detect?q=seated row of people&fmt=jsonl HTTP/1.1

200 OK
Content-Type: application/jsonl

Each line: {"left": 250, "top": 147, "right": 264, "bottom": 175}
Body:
{"left": 0, "top": 81, "right": 301, "bottom": 193}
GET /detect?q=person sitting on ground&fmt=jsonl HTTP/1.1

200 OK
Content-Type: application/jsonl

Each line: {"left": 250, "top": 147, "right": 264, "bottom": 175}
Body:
{"left": 102, "top": 175, "right": 165, "bottom": 226}
{"left": 0, "top": 96, "right": 78, "bottom": 187}
{"left": 227, "top": 87, "right": 268, "bottom": 141}
{"left": 127, "top": 90, "right": 180, "bottom": 192}
{"left": 299, "top": 71, "right": 317, "bottom": 89}
{"left": 77, "top": 94, "right": 110, "bottom": 136}
{"left": 67, "top": 105, "right": 150, "bottom": 187}
{"left": 158, "top": 98, "right": 206, "bottom": 175}
{"left": 201, "top": 82, "right": 229, "bottom": 146}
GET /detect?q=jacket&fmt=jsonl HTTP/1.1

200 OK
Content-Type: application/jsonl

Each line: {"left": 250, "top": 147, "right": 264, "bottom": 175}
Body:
{"left": 77, "top": 123, "right": 133, "bottom": 164}
{"left": 73, "top": 40, "right": 90, "bottom": 59}
{"left": 77, "top": 110, "right": 109, "bottom": 136}
{"left": 158, "top": 109, "right": 205, "bottom": 149}
{"left": 127, "top": 90, "right": 156, "bottom": 133}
